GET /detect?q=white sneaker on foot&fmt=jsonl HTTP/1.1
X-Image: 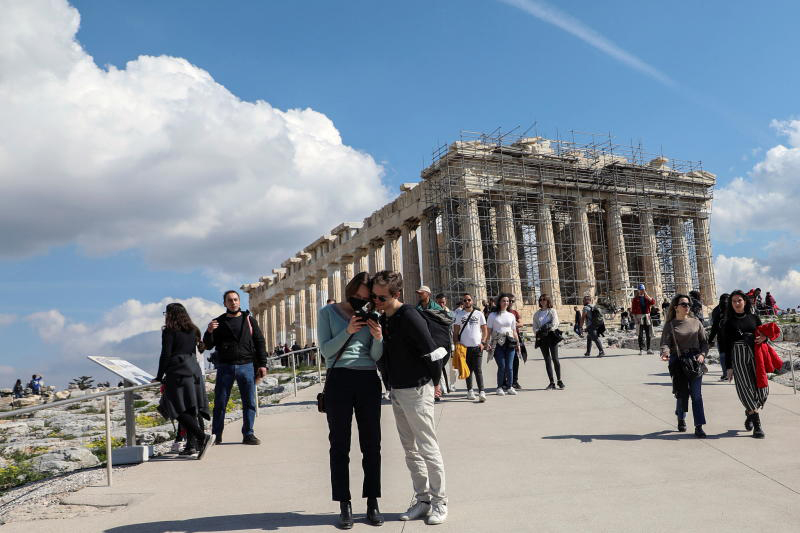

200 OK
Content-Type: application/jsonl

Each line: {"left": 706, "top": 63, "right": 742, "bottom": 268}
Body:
{"left": 426, "top": 502, "right": 448, "bottom": 525}
{"left": 496, "top": 388, "right": 506, "bottom": 396}
{"left": 170, "top": 440, "right": 185, "bottom": 454}
{"left": 478, "top": 391, "right": 487, "bottom": 402}
{"left": 400, "top": 501, "right": 431, "bottom": 521}
{"left": 466, "top": 389, "right": 476, "bottom": 400}
{"left": 507, "top": 387, "right": 517, "bottom": 395}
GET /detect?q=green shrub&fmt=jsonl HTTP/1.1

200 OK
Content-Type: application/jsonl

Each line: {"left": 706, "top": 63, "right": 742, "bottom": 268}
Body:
{"left": 135, "top": 413, "right": 167, "bottom": 428}
{"left": 133, "top": 400, "right": 148, "bottom": 409}
{"left": 87, "top": 436, "right": 126, "bottom": 463}
{"left": 0, "top": 462, "right": 46, "bottom": 492}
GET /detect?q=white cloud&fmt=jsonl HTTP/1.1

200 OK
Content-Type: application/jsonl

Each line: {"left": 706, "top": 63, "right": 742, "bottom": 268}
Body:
{"left": 0, "top": 0, "right": 390, "bottom": 283}
{"left": 714, "top": 255, "right": 800, "bottom": 308}
{"left": 0, "top": 314, "right": 16, "bottom": 327}
{"left": 499, "top": 0, "right": 676, "bottom": 88}
{"left": 25, "top": 296, "right": 225, "bottom": 387}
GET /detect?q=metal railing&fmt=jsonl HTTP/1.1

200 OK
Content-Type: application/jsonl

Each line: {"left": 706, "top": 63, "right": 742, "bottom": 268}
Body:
{"left": 0, "top": 348, "right": 324, "bottom": 489}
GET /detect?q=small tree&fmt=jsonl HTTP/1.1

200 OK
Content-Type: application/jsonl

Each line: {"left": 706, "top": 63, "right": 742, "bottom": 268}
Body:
{"left": 69, "top": 376, "right": 95, "bottom": 390}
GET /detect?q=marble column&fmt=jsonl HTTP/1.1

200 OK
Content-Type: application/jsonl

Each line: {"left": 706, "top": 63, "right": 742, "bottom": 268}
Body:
{"left": 295, "top": 287, "right": 307, "bottom": 347}
{"left": 536, "top": 202, "right": 561, "bottom": 306}
{"left": 640, "top": 210, "right": 664, "bottom": 304}
{"left": 285, "top": 290, "right": 296, "bottom": 346}
{"left": 419, "top": 210, "right": 441, "bottom": 292}
{"left": 462, "top": 197, "right": 487, "bottom": 304}
{"left": 369, "top": 239, "right": 385, "bottom": 273}
{"left": 496, "top": 202, "right": 522, "bottom": 299}
{"left": 306, "top": 278, "right": 318, "bottom": 344}
{"left": 384, "top": 229, "right": 401, "bottom": 272}
{"left": 401, "top": 219, "right": 422, "bottom": 300}
{"left": 573, "top": 200, "right": 596, "bottom": 300}
{"left": 671, "top": 217, "right": 692, "bottom": 295}
{"left": 694, "top": 215, "right": 716, "bottom": 304}
{"left": 277, "top": 297, "right": 286, "bottom": 345}
{"left": 327, "top": 263, "right": 342, "bottom": 303}
{"left": 268, "top": 300, "right": 277, "bottom": 350}
{"left": 317, "top": 271, "right": 330, "bottom": 306}
{"left": 355, "top": 248, "right": 369, "bottom": 274}
{"left": 606, "top": 201, "right": 630, "bottom": 307}
{"left": 340, "top": 256, "right": 354, "bottom": 298}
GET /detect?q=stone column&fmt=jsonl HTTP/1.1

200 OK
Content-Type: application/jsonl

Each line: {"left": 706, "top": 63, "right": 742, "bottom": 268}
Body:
{"left": 605, "top": 201, "right": 630, "bottom": 307}
{"left": 276, "top": 297, "right": 286, "bottom": 345}
{"left": 327, "top": 263, "right": 342, "bottom": 303}
{"left": 419, "top": 210, "right": 441, "bottom": 291}
{"left": 671, "top": 217, "right": 692, "bottom": 295}
{"left": 571, "top": 199, "right": 596, "bottom": 300}
{"left": 340, "top": 256, "right": 354, "bottom": 298}
{"left": 401, "top": 219, "right": 422, "bottom": 299}
{"left": 368, "top": 239, "right": 385, "bottom": 273}
{"left": 384, "top": 229, "right": 401, "bottom": 272}
{"left": 462, "top": 197, "right": 487, "bottom": 304}
{"left": 640, "top": 210, "right": 664, "bottom": 304}
{"left": 295, "top": 287, "right": 307, "bottom": 347}
{"left": 268, "top": 300, "right": 277, "bottom": 350}
{"left": 355, "top": 248, "right": 369, "bottom": 274}
{"left": 317, "top": 271, "right": 329, "bottom": 306}
{"left": 693, "top": 215, "right": 716, "bottom": 304}
{"left": 306, "top": 278, "right": 318, "bottom": 344}
{"left": 285, "top": 290, "right": 296, "bottom": 346}
{"left": 496, "top": 202, "right": 522, "bottom": 299}
{"left": 536, "top": 202, "right": 561, "bottom": 306}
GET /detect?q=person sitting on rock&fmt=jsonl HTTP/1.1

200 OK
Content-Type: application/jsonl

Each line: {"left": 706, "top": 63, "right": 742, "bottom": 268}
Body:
{"left": 13, "top": 379, "right": 24, "bottom": 398}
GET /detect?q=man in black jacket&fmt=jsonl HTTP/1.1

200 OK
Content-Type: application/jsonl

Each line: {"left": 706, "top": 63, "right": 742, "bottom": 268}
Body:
{"left": 372, "top": 271, "right": 449, "bottom": 526}
{"left": 204, "top": 290, "right": 268, "bottom": 445}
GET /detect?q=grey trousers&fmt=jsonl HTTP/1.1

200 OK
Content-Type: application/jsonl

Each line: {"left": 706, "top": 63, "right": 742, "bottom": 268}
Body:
{"left": 390, "top": 382, "right": 447, "bottom": 505}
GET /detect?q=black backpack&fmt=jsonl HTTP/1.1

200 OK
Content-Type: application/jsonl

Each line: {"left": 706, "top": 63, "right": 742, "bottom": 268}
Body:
{"left": 590, "top": 306, "right": 605, "bottom": 327}
{"left": 417, "top": 308, "right": 455, "bottom": 357}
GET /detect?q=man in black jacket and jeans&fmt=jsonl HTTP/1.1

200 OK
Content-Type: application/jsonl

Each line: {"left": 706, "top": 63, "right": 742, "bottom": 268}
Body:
{"left": 372, "top": 270, "right": 449, "bottom": 526}
{"left": 204, "top": 290, "right": 268, "bottom": 445}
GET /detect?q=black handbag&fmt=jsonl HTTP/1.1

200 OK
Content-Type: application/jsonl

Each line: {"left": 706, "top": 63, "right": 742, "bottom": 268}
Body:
{"left": 317, "top": 334, "right": 353, "bottom": 413}
{"left": 671, "top": 324, "right": 707, "bottom": 380}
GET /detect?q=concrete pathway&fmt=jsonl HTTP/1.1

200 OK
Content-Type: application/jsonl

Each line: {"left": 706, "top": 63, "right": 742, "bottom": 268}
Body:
{"left": 4, "top": 345, "right": 800, "bottom": 532}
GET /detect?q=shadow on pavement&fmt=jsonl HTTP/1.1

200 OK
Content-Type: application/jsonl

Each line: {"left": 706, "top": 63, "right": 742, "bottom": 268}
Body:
{"left": 105, "top": 511, "right": 404, "bottom": 532}
{"left": 542, "top": 429, "right": 743, "bottom": 443}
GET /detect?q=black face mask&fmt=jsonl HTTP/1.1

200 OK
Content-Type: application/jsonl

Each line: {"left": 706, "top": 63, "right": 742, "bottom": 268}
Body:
{"left": 348, "top": 297, "right": 369, "bottom": 311}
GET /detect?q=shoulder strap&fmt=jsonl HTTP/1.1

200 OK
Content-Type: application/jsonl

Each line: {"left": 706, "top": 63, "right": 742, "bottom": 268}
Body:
{"left": 458, "top": 310, "right": 476, "bottom": 342}
{"left": 322, "top": 333, "right": 354, "bottom": 395}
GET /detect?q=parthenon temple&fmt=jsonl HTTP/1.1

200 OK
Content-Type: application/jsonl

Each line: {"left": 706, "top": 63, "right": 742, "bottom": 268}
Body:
{"left": 243, "top": 131, "right": 717, "bottom": 349}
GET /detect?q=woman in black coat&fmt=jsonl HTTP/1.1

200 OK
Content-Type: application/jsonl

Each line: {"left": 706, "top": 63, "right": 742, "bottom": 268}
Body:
{"left": 156, "top": 303, "right": 213, "bottom": 458}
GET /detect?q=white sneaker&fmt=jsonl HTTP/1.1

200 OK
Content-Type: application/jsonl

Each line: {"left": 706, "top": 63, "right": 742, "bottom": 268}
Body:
{"left": 466, "top": 389, "right": 476, "bottom": 400}
{"left": 170, "top": 440, "right": 185, "bottom": 454}
{"left": 450, "top": 384, "right": 457, "bottom": 393}
{"left": 507, "top": 387, "right": 517, "bottom": 395}
{"left": 426, "top": 502, "right": 448, "bottom": 525}
{"left": 478, "top": 391, "right": 487, "bottom": 402}
{"left": 496, "top": 388, "right": 506, "bottom": 396}
{"left": 638, "top": 350, "right": 643, "bottom": 356}
{"left": 400, "top": 501, "right": 431, "bottom": 521}
{"left": 647, "top": 350, "right": 654, "bottom": 355}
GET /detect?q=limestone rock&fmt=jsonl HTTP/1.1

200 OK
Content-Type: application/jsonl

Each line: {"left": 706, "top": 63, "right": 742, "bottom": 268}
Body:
{"left": 68, "top": 389, "right": 89, "bottom": 399}
{"left": 0, "top": 421, "right": 31, "bottom": 436}
{"left": 12, "top": 396, "right": 42, "bottom": 408}
{"left": 31, "top": 446, "right": 99, "bottom": 474}
{"left": 0, "top": 397, "right": 13, "bottom": 408}
{"left": 54, "top": 390, "right": 71, "bottom": 400}
{"left": 0, "top": 388, "right": 12, "bottom": 396}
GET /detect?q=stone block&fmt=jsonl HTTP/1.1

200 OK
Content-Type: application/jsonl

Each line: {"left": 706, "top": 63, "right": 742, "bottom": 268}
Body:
{"left": 111, "top": 445, "right": 150, "bottom": 465}
{"left": 12, "top": 396, "right": 42, "bottom": 408}
{"left": 54, "top": 390, "right": 70, "bottom": 400}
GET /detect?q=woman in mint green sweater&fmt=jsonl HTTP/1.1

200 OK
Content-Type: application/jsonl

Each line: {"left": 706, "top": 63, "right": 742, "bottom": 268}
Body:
{"left": 318, "top": 272, "right": 384, "bottom": 528}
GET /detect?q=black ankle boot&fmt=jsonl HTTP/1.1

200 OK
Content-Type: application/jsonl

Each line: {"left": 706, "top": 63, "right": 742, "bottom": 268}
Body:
{"left": 745, "top": 412, "right": 754, "bottom": 431}
{"left": 677, "top": 417, "right": 686, "bottom": 432}
{"left": 366, "top": 497, "right": 384, "bottom": 526}
{"left": 752, "top": 413, "right": 765, "bottom": 439}
{"left": 339, "top": 501, "right": 353, "bottom": 529}
{"left": 694, "top": 425, "right": 706, "bottom": 438}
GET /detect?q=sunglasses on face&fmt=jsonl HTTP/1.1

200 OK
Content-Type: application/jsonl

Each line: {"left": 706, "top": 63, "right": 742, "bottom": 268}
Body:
{"left": 677, "top": 302, "right": 690, "bottom": 308}
{"left": 463, "top": 298, "right": 472, "bottom": 302}
{"left": 371, "top": 294, "right": 389, "bottom": 302}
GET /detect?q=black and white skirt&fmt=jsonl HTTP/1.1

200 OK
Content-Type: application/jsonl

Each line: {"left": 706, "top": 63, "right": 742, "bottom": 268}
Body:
{"left": 732, "top": 341, "right": 768, "bottom": 411}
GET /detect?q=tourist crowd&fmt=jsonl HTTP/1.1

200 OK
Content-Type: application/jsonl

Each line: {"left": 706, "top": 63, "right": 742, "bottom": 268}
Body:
{"left": 151, "top": 271, "right": 785, "bottom": 529}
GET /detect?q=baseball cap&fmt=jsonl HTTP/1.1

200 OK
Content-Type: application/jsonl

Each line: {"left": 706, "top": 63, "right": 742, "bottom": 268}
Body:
{"left": 638, "top": 284, "right": 646, "bottom": 290}
{"left": 416, "top": 285, "right": 432, "bottom": 294}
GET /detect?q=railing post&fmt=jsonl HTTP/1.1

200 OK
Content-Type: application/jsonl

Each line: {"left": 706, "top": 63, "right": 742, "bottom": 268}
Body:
{"left": 317, "top": 348, "right": 323, "bottom": 385}
{"left": 123, "top": 380, "right": 136, "bottom": 447}
{"left": 291, "top": 352, "right": 298, "bottom": 397}
{"left": 254, "top": 380, "right": 259, "bottom": 417}
{"left": 104, "top": 395, "right": 113, "bottom": 487}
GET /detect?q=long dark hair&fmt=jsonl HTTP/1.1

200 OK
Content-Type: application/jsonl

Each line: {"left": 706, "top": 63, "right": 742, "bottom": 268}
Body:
{"left": 163, "top": 303, "right": 204, "bottom": 352}
{"left": 496, "top": 293, "right": 513, "bottom": 312}
{"left": 665, "top": 293, "right": 691, "bottom": 323}
{"left": 725, "top": 289, "right": 752, "bottom": 321}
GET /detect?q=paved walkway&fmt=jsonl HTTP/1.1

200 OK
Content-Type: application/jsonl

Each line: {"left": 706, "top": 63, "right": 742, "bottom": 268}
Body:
{"left": 5, "top": 345, "right": 800, "bottom": 532}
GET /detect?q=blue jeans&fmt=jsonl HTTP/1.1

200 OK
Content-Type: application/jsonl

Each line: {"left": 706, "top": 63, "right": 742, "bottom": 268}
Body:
{"left": 670, "top": 356, "right": 706, "bottom": 426}
{"left": 212, "top": 363, "right": 257, "bottom": 437}
{"left": 494, "top": 343, "right": 516, "bottom": 390}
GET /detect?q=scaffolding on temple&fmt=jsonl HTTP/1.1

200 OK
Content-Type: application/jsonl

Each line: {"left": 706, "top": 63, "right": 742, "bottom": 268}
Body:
{"left": 420, "top": 128, "right": 715, "bottom": 317}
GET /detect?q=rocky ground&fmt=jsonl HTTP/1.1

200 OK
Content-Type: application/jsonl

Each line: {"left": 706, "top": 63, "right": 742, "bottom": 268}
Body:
{"left": 0, "top": 369, "right": 320, "bottom": 523}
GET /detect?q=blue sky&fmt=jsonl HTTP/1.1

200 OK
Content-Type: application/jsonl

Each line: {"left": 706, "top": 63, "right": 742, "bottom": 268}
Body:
{"left": 2, "top": 0, "right": 799, "bottom": 388}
